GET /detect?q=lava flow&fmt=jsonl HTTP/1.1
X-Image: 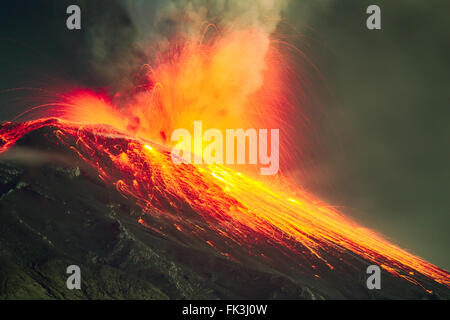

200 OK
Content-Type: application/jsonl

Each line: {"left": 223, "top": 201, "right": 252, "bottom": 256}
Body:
{"left": 0, "top": 28, "right": 449, "bottom": 295}
{"left": 0, "top": 117, "right": 449, "bottom": 294}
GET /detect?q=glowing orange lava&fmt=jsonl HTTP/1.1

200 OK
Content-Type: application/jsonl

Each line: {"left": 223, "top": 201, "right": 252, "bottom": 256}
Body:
{"left": 0, "top": 118, "right": 449, "bottom": 294}
{"left": 13, "top": 29, "right": 301, "bottom": 173}
{"left": 1, "top": 28, "right": 449, "bottom": 294}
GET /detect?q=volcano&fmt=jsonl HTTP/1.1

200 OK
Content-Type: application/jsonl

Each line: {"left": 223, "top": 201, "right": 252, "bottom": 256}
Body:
{"left": 0, "top": 118, "right": 449, "bottom": 300}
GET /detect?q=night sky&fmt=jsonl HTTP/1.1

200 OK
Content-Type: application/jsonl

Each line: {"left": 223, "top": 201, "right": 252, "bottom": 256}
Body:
{"left": 0, "top": 0, "right": 449, "bottom": 269}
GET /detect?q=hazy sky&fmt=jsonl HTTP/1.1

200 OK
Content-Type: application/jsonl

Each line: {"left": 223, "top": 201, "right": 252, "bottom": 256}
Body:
{"left": 285, "top": 0, "right": 450, "bottom": 269}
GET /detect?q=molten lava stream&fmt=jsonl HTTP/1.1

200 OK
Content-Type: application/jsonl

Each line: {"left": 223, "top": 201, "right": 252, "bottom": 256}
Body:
{"left": 0, "top": 118, "right": 449, "bottom": 294}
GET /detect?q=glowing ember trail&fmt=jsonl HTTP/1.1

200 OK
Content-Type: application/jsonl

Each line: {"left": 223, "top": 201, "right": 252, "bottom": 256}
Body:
{"left": 0, "top": 118, "right": 449, "bottom": 294}
{"left": 0, "top": 29, "right": 448, "bottom": 295}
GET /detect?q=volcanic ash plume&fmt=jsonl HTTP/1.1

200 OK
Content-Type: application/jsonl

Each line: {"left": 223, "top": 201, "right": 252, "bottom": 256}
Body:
{"left": 120, "top": 0, "right": 292, "bottom": 141}
{"left": 124, "top": 0, "right": 289, "bottom": 40}
{"left": 57, "top": 0, "right": 302, "bottom": 173}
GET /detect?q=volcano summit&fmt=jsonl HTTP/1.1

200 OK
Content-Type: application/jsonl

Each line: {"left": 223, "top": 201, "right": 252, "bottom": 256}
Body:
{"left": 0, "top": 118, "right": 448, "bottom": 299}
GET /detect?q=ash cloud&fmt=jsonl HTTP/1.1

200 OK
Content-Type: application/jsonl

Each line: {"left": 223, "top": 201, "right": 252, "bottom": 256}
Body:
{"left": 82, "top": 0, "right": 338, "bottom": 91}
{"left": 82, "top": 0, "right": 294, "bottom": 92}
{"left": 123, "top": 0, "right": 290, "bottom": 41}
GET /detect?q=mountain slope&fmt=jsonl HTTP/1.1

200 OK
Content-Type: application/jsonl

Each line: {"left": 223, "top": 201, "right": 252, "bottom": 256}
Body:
{"left": 0, "top": 120, "right": 448, "bottom": 299}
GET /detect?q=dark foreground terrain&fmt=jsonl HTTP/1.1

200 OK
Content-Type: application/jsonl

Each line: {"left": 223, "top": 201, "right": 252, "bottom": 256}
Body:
{"left": 0, "top": 124, "right": 448, "bottom": 300}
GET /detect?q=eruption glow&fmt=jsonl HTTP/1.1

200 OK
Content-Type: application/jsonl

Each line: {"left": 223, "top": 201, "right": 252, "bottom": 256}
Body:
{"left": 1, "top": 25, "right": 449, "bottom": 295}
{"left": 1, "top": 118, "right": 449, "bottom": 293}
{"left": 15, "top": 29, "right": 300, "bottom": 173}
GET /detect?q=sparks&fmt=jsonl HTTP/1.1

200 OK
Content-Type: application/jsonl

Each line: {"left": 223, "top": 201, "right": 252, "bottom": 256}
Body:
{"left": 0, "top": 26, "right": 448, "bottom": 294}
{"left": 0, "top": 118, "right": 449, "bottom": 292}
